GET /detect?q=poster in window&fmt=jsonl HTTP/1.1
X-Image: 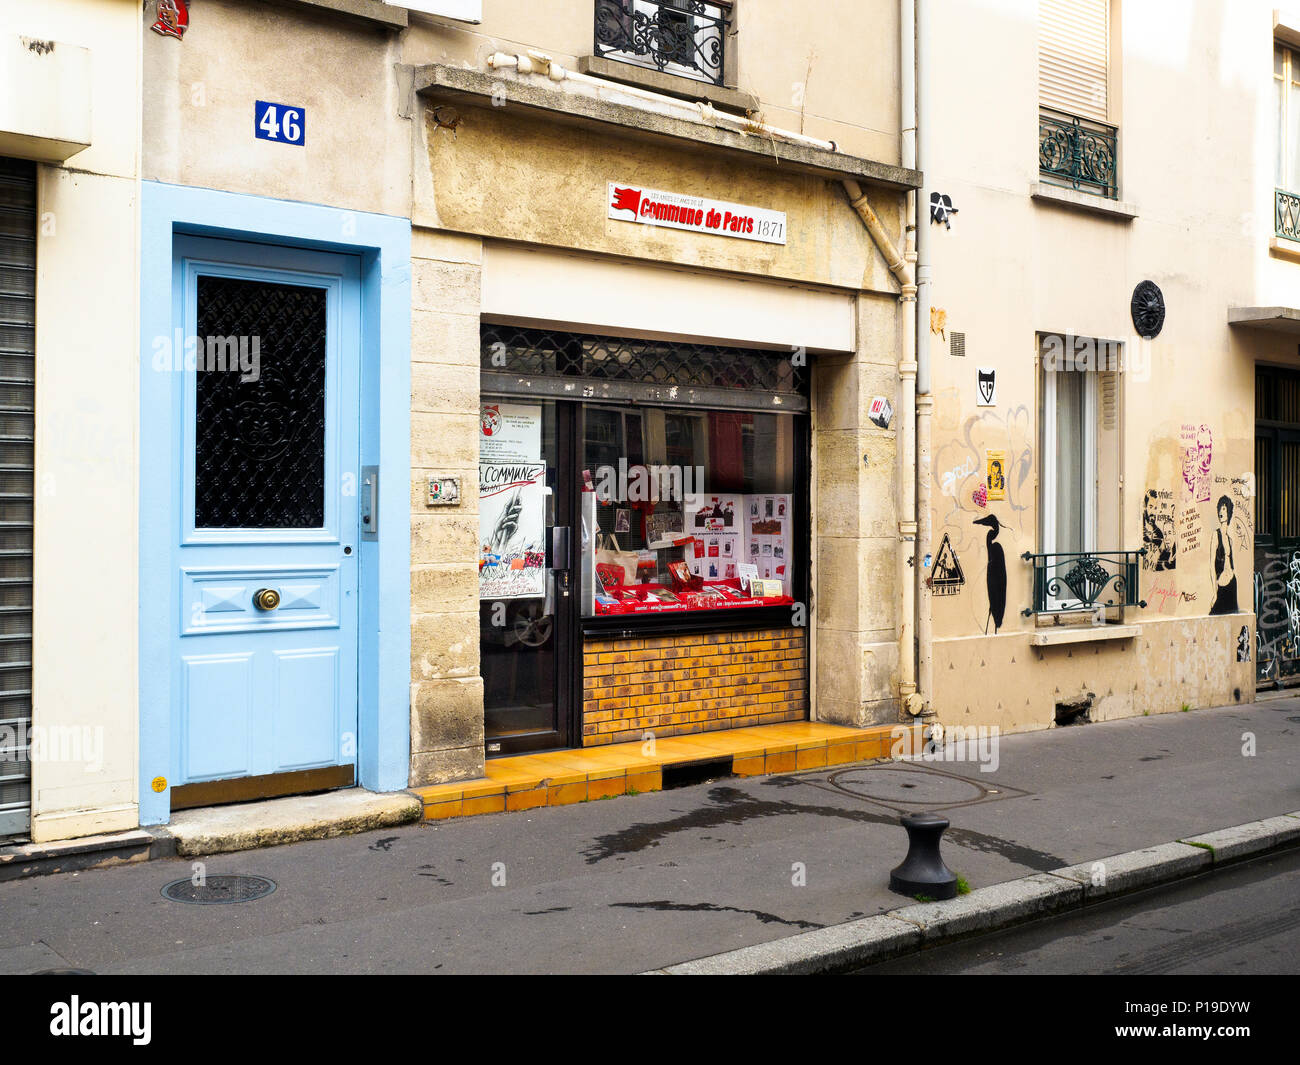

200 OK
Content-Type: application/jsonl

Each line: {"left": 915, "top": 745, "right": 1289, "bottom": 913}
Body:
{"left": 687, "top": 494, "right": 742, "bottom": 579}
{"left": 743, "top": 493, "right": 792, "bottom": 594}
{"left": 479, "top": 462, "right": 547, "bottom": 599}
{"left": 479, "top": 402, "right": 542, "bottom": 463}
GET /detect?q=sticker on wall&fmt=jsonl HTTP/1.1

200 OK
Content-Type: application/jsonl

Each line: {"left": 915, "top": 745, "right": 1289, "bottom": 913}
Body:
{"left": 930, "top": 307, "right": 947, "bottom": 339}
{"left": 976, "top": 367, "right": 997, "bottom": 406}
{"left": 985, "top": 449, "right": 1007, "bottom": 501}
{"left": 971, "top": 483, "right": 988, "bottom": 509}
{"left": 1237, "top": 625, "right": 1251, "bottom": 662}
{"left": 929, "top": 192, "right": 959, "bottom": 228}
{"left": 929, "top": 533, "right": 965, "bottom": 595}
{"left": 151, "top": 776, "right": 168, "bottom": 793}
{"left": 151, "top": 0, "right": 190, "bottom": 39}
{"left": 427, "top": 476, "right": 461, "bottom": 506}
{"left": 868, "top": 395, "right": 894, "bottom": 429}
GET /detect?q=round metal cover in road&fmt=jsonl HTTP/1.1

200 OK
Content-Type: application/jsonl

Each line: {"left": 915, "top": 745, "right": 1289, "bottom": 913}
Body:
{"left": 161, "top": 874, "right": 277, "bottom": 905}
{"left": 828, "top": 765, "right": 987, "bottom": 806}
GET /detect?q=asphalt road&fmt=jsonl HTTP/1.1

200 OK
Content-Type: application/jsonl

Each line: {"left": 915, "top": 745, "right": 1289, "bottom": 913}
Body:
{"left": 856, "top": 846, "right": 1300, "bottom": 975}
{"left": 1, "top": 701, "right": 1297, "bottom": 974}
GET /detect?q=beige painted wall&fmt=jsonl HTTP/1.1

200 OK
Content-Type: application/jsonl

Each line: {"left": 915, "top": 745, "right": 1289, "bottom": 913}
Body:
{"left": 407, "top": 0, "right": 903, "bottom": 165}
{"left": 924, "top": 0, "right": 1270, "bottom": 731}
{"left": 142, "top": 0, "right": 410, "bottom": 218}
{"left": 0, "top": 0, "right": 143, "bottom": 841}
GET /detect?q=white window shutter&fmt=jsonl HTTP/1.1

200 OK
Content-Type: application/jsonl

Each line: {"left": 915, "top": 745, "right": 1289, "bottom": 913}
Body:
{"left": 394, "top": 0, "right": 482, "bottom": 23}
{"left": 1039, "top": 0, "right": 1110, "bottom": 122}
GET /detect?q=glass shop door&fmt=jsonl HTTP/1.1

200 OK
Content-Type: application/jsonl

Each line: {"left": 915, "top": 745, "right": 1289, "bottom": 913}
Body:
{"left": 478, "top": 397, "right": 576, "bottom": 754}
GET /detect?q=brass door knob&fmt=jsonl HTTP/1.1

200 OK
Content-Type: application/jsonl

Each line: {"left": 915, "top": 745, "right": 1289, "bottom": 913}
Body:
{"left": 253, "top": 588, "right": 281, "bottom": 611}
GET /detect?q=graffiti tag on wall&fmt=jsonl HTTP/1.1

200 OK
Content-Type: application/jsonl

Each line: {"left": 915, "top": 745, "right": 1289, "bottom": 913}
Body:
{"left": 1254, "top": 546, "right": 1300, "bottom": 683}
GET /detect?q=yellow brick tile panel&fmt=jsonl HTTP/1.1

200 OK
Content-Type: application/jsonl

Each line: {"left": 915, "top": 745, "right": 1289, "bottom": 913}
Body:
{"left": 580, "top": 627, "right": 807, "bottom": 746}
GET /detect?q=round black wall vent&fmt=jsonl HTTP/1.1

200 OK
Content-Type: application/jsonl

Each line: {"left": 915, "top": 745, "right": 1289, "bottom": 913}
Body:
{"left": 1131, "top": 280, "right": 1166, "bottom": 338}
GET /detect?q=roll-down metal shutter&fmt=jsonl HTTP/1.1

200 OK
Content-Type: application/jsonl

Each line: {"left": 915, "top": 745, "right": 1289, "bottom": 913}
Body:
{"left": 0, "top": 158, "right": 34, "bottom": 840}
{"left": 1039, "top": 0, "right": 1110, "bottom": 122}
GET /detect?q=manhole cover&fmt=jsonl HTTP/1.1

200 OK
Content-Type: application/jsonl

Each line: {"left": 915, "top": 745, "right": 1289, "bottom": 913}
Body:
{"left": 828, "top": 765, "right": 988, "bottom": 806}
{"left": 161, "top": 874, "right": 276, "bottom": 905}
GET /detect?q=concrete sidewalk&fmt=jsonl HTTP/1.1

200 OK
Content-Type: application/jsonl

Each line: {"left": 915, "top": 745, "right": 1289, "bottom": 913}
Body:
{"left": 1, "top": 699, "right": 1298, "bottom": 974}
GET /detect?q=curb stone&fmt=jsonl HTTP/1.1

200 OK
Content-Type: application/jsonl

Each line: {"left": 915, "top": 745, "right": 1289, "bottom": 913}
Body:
{"left": 650, "top": 915, "right": 922, "bottom": 975}
{"left": 650, "top": 818, "right": 1300, "bottom": 975}
{"left": 1051, "top": 841, "right": 1211, "bottom": 902}
{"left": 1179, "top": 811, "right": 1300, "bottom": 864}
{"left": 888, "top": 872, "right": 1083, "bottom": 938}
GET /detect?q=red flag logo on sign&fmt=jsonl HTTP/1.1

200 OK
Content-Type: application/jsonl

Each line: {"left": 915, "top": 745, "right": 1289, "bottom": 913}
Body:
{"left": 610, "top": 187, "right": 641, "bottom": 216}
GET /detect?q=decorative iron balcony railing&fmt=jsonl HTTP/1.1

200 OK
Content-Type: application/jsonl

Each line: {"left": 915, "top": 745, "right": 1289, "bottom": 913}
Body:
{"left": 1277, "top": 189, "right": 1300, "bottom": 241}
{"left": 1038, "top": 108, "right": 1118, "bottom": 200}
{"left": 594, "top": 0, "right": 729, "bottom": 87}
{"left": 1021, "top": 549, "right": 1146, "bottom": 616}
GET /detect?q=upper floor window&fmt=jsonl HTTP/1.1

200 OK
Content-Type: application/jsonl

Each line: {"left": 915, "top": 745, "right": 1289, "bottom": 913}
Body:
{"left": 1274, "top": 45, "right": 1300, "bottom": 241}
{"left": 1037, "top": 0, "right": 1118, "bottom": 199}
{"left": 1275, "top": 45, "right": 1300, "bottom": 192}
{"left": 593, "top": 0, "right": 731, "bottom": 87}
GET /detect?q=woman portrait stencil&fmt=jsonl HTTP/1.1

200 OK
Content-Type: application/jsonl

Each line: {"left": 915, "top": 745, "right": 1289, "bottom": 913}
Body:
{"left": 1208, "top": 494, "right": 1237, "bottom": 615}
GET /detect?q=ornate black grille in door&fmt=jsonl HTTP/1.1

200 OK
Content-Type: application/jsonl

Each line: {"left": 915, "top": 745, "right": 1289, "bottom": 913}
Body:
{"left": 194, "top": 276, "right": 327, "bottom": 529}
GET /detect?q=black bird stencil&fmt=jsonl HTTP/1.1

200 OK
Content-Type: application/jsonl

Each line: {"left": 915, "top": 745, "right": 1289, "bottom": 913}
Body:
{"left": 973, "top": 514, "right": 1006, "bottom": 634}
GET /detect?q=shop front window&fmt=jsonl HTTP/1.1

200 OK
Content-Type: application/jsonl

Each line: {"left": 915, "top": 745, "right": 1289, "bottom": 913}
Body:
{"left": 579, "top": 404, "right": 798, "bottom": 616}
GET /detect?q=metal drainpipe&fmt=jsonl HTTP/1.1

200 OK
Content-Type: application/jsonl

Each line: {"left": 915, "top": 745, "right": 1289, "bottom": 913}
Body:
{"left": 914, "top": 0, "right": 935, "bottom": 720}
{"left": 840, "top": 177, "right": 918, "bottom": 715}
{"left": 898, "top": 0, "right": 920, "bottom": 715}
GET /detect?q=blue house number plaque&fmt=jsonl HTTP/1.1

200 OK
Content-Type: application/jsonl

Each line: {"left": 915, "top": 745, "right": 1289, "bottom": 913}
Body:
{"left": 254, "top": 101, "right": 305, "bottom": 146}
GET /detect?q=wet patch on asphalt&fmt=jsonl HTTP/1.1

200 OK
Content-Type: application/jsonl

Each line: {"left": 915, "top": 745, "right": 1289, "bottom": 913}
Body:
{"left": 608, "top": 900, "right": 823, "bottom": 929}
{"left": 580, "top": 782, "right": 1066, "bottom": 872}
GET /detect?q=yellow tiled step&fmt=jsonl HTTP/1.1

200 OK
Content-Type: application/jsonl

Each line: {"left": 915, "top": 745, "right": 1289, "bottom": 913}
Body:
{"left": 412, "top": 721, "right": 918, "bottom": 822}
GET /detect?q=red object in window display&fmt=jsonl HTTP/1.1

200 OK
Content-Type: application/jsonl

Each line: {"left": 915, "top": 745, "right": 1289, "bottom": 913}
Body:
{"left": 668, "top": 560, "right": 703, "bottom": 593}
{"left": 592, "top": 576, "right": 792, "bottom": 615}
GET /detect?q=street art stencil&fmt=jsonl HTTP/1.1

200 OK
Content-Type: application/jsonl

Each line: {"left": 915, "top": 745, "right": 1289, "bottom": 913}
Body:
{"left": 986, "top": 450, "right": 1007, "bottom": 502}
{"left": 1141, "top": 489, "right": 1176, "bottom": 571}
{"left": 1208, "top": 494, "right": 1239, "bottom": 616}
{"left": 930, "top": 533, "right": 965, "bottom": 595}
{"left": 1237, "top": 625, "right": 1251, "bottom": 662}
{"left": 973, "top": 514, "right": 1007, "bottom": 633}
{"left": 931, "top": 399, "right": 1033, "bottom": 557}
{"left": 977, "top": 367, "right": 997, "bottom": 406}
{"left": 1180, "top": 423, "right": 1212, "bottom": 503}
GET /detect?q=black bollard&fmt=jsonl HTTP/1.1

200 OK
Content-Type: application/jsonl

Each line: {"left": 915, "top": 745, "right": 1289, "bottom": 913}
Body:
{"left": 889, "top": 811, "right": 958, "bottom": 900}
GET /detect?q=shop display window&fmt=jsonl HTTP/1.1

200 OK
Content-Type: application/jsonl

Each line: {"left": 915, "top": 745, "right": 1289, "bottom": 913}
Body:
{"left": 579, "top": 405, "right": 798, "bottom": 616}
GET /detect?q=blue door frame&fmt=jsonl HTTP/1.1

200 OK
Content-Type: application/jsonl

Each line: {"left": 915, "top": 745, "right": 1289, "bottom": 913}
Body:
{"left": 140, "top": 182, "right": 411, "bottom": 825}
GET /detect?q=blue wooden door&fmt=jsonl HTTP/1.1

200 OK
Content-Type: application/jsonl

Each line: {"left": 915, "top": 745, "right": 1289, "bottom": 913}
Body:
{"left": 170, "top": 238, "right": 360, "bottom": 792}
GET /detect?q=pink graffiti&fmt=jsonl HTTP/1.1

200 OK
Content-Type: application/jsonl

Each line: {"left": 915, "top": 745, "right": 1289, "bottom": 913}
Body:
{"left": 1181, "top": 423, "right": 1212, "bottom": 503}
{"left": 971, "top": 483, "right": 988, "bottom": 509}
